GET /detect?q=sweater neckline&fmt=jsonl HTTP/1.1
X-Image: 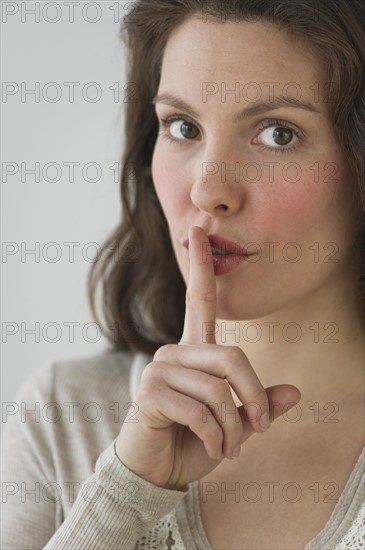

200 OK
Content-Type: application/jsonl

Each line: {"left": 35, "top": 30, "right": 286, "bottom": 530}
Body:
{"left": 187, "top": 446, "right": 364, "bottom": 550}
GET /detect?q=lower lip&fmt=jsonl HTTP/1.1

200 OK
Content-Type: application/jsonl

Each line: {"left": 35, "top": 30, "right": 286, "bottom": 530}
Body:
{"left": 212, "top": 254, "right": 255, "bottom": 276}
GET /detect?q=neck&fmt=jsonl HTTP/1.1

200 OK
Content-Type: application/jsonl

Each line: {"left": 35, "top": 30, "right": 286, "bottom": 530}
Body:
{"left": 216, "top": 278, "right": 364, "bottom": 403}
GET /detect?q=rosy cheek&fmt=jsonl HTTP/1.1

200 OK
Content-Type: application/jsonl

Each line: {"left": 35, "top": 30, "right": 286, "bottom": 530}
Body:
{"left": 275, "top": 181, "right": 317, "bottom": 223}
{"left": 152, "top": 146, "right": 188, "bottom": 216}
{"left": 252, "top": 167, "right": 342, "bottom": 240}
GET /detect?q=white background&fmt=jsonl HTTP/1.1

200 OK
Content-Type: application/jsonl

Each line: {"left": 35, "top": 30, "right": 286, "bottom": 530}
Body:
{"left": 2, "top": 1, "right": 132, "bottom": 402}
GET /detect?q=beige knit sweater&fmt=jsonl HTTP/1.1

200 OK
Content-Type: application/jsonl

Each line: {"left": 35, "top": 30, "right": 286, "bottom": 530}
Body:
{"left": 1, "top": 351, "right": 364, "bottom": 549}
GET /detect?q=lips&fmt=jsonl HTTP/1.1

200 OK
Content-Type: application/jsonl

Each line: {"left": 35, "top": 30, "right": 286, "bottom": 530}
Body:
{"left": 182, "top": 232, "right": 256, "bottom": 276}
{"left": 182, "top": 233, "right": 251, "bottom": 257}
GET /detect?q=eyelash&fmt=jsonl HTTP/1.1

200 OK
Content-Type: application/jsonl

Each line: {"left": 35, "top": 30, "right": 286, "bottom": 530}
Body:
{"left": 158, "top": 113, "right": 303, "bottom": 154}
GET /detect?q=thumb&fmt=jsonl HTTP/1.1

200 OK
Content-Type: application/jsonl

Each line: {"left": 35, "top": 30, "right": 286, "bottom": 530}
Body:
{"left": 237, "top": 384, "right": 301, "bottom": 428}
{"left": 265, "top": 384, "right": 302, "bottom": 423}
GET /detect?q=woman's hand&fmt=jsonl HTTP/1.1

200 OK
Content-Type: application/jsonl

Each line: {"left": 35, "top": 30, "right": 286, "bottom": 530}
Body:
{"left": 115, "top": 226, "right": 301, "bottom": 489}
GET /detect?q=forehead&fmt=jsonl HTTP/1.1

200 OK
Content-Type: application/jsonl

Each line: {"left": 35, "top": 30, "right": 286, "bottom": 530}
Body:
{"left": 159, "top": 17, "right": 323, "bottom": 104}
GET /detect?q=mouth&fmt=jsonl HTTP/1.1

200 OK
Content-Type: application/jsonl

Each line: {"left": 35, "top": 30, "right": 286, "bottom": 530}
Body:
{"left": 182, "top": 233, "right": 252, "bottom": 257}
{"left": 182, "top": 233, "right": 256, "bottom": 276}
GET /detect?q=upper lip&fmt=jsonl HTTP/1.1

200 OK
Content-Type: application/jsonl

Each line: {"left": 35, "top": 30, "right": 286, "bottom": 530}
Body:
{"left": 182, "top": 233, "right": 253, "bottom": 256}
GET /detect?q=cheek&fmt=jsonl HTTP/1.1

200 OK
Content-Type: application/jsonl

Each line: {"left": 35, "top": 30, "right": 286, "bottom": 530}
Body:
{"left": 253, "top": 161, "right": 350, "bottom": 245}
{"left": 259, "top": 181, "right": 317, "bottom": 233}
{"left": 151, "top": 144, "right": 188, "bottom": 218}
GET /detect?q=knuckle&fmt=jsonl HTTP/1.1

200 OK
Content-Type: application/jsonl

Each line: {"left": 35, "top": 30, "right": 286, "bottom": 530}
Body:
{"left": 186, "top": 289, "right": 216, "bottom": 304}
{"left": 186, "top": 402, "right": 204, "bottom": 425}
{"left": 205, "top": 426, "right": 223, "bottom": 448}
{"left": 135, "top": 382, "right": 162, "bottom": 411}
{"left": 208, "top": 377, "right": 229, "bottom": 400}
{"left": 153, "top": 344, "right": 175, "bottom": 362}
{"left": 140, "top": 361, "right": 164, "bottom": 385}
{"left": 201, "top": 290, "right": 216, "bottom": 303}
{"left": 250, "top": 387, "right": 268, "bottom": 406}
{"left": 245, "top": 390, "right": 268, "bottom": 421}
{"left": 221, "top": 346, "right": 244, "bottom": 370}
{"left": 198, "top": 405, "right": 222, "bottom": 437}
{"left": 135, "top": 387, "right": 153, "bottom": 408}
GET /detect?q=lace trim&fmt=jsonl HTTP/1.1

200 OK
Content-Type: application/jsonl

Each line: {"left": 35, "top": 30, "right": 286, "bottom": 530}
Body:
{"left": 135, "top": 510, "right": 186, "bottom": 550}
{"left": 134, "top": 503, "right": 364, "bottom": 550}
{"left": 335, "top": 502, "right": 365, "bottom": 549}
{"left": 134, "top": 453, "right": 364, "bottom": 549}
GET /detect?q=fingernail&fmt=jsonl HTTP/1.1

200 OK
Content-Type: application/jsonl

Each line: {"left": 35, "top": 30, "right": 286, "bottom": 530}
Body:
{"left": 260, "top": 412, "right": 271, "bottom": 431}
{"left": 232, "top": 445, "right": 241, "bottom": 458}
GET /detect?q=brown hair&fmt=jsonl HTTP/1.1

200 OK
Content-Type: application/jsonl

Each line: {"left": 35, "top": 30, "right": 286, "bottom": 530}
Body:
{"left": 88, "top": 0, "right": 365, "bottom": 355}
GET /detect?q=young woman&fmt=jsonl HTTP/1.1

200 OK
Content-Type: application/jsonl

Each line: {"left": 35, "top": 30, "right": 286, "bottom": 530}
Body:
{"left": 2, "top": 1, "right": 364, "bottom": 549}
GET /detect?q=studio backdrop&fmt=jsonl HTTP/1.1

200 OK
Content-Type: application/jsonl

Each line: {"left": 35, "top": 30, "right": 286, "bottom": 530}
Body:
{"left": 2, "top": 0, "right": 133, "bottom": 403}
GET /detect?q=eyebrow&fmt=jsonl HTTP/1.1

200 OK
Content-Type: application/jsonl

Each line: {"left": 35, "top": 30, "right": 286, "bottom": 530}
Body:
{"left": 151, "top": 92, "right": 320, "bottom": 121}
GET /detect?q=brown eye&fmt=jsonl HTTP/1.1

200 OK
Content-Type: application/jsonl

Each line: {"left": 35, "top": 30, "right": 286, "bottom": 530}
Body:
{"left": 170, "top": 120, "right": 200, "bottom": 140}
{"left": 258, "top": 124, "right": 298, "bottom": 148}
{"left": 273, "top": 127, "right": 293, "bottom": 146}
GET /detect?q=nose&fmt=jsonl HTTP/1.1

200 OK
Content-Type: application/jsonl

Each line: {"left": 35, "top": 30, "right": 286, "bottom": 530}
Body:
{"left": 190, "top": 141, "right": 245, "bottom": 215}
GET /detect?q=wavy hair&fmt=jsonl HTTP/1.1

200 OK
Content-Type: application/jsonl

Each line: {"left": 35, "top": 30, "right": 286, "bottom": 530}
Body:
{"left": 88, "top": 0, "right": 365, "bottom": 355}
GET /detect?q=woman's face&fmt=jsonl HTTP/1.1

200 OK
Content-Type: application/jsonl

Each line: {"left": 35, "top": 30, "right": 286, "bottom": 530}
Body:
{"left": 151, "top": 17, "right": 358, "bottom": 320}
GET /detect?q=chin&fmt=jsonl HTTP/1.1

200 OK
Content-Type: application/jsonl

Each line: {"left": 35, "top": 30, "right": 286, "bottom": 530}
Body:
{"left": 215, "top": 278, "right": 299, "bottom": 322}
{"left": 215, "top": 287, "right": 267, "bottom": 321}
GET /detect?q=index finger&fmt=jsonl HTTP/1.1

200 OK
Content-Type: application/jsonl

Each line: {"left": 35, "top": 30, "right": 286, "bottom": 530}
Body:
{"left": 180, "top": 226, "right": 217, "bottom": 345}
